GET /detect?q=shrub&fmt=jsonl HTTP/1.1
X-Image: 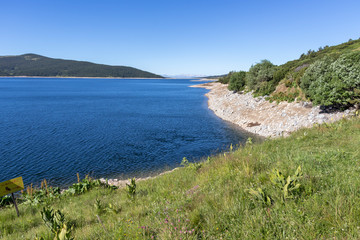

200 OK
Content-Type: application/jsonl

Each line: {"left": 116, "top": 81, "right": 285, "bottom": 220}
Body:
{"left": 300, "top": 52, "right": 360, "bottom": 107}
{"left": 246, "top": 60, "right": 277, "bottom": 95}
{"left": 228, "top": 71, "right": 246, "bottom": 92}
{"left": 218, "top": 71, "right": 233, "bottom": 84}
{"left": 273, "top": 65, "right": 290, "bottom": 84}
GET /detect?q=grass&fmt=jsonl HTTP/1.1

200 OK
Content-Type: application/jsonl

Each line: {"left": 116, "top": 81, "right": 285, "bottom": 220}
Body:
{"left": 1, "top": 116, "right": 360, "bottom": 239}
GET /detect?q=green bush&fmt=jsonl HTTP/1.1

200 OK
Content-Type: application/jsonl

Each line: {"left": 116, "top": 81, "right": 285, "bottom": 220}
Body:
{"left": 246, "top": 60, "right": 277, "bottom": 95}
{"left": 273, "top": 65, "right": 290, "bottom": 84}
{"left": 300, "top": 52, "right": 360, "bottom": 107}
{"left": 228, "top": 71, "right": 246, "bottom": 92}
{"left": 218, "top": 71, "right": 233, "bottom": 84}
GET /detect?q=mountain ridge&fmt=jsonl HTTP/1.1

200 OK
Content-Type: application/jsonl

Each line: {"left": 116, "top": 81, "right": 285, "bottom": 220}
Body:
{"left": 0, "top": 53, "right": 163, "bottom": 78}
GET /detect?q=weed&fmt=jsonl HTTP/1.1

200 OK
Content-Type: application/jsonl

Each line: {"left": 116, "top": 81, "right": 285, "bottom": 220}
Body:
{"left": 248, "top": 188, "right": 273, "bottom": 206}
{"left": 0, "top": 195, "right": 13, "bottom": 207}
{"left": 270, "top": 166, "right": 303, "bottom": 202}
{"left": 40, "top": 207, "right": 74, "bottom": 240}
{"left": 126, "top": 178, "right": 136, "bottom": 199}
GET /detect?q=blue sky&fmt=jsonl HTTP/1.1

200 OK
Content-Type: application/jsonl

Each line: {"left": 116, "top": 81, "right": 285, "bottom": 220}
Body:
{"left": 1, "top": 0, "right": 359, "bottom": 76}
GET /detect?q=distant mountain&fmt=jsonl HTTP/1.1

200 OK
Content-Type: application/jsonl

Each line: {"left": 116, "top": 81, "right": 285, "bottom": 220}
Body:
{"left": 162, "top": 74, "right": 207, "bottom": 79}
{"left": 0, "top": 54, "right": 163, "bottom": 78}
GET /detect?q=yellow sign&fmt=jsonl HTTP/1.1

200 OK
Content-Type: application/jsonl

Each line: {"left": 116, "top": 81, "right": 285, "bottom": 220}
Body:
{"left": 0, "top": 177, "right": 24, "bottom": 197}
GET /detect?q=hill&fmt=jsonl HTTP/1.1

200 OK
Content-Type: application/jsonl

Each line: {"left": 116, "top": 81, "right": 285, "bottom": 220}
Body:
{"left": 219, "top": 38, "right": 360, "bottom": 109}
{"left": 0, "top": 54, "right": 163, "bottom": 78}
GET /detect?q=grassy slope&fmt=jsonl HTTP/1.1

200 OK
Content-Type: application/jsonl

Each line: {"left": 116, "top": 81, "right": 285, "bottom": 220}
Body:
{"left": 1, "top": 116, "right": 360, "bottom": 239}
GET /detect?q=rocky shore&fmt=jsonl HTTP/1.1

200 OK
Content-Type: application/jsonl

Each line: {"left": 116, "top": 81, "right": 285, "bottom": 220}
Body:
{"left": 191, "top": 82, "right": 354, "bottom": 138}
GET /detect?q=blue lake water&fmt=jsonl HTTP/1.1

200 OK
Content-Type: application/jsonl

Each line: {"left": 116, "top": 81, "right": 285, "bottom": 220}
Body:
{"left": 0, "top": 78, "right": 256, "bottom": 187}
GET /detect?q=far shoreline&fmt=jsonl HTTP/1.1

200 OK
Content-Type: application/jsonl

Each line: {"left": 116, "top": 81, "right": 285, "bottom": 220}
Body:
{"left": 0, "top": 76, "right": 218, "bottom": 80}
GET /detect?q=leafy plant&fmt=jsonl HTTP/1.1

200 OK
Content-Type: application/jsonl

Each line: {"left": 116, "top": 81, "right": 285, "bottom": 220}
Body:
{"left": 246, "top": 137, "right": 253, "bottom": 145}
{"left": 126, "top": 178, "right": 137, "bottom": 199}
{"left": 181, "top": 157, "right": 189, "bottom": 167}
{"left": 94, "top": 199, "right": 121, "bottom": 215}
{"left": 22, "top": 181, "right": 61, "bottom": 205}
{"left": 270, "top": 166, "right": 303, "bottom": 202}
{"left": 181, "top": 157, "right": 202, "bottom": 171}
{"left": 40, "top": 207, "right": 74, "bottom": 240}
{"left": 248, "top": 187, "right": 273, "bottom": 206}
{"left": 0, "top": 195, "right": 13, "bottom": 207}
{"left": 65, "top": 175, "right": 102, "bottom": 195}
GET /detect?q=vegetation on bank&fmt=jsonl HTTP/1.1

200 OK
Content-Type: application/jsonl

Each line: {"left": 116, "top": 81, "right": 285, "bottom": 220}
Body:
{"left": 0, "top": 54, "right": 163, "bottom": 78}
{"left": 220, "top": 38, "right": 360, "bottom": 109}
{"left": 1, "top": 114, "right": 360, "bottom": 239}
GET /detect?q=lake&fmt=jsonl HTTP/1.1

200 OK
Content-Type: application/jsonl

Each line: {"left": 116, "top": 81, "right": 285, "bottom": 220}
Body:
{"left": 0, "top": 78, "right": 256, "bottom": 187}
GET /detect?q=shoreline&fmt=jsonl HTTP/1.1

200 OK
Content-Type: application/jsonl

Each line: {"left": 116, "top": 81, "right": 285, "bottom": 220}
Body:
{"left": 98, "top": 168, "right": 179, "bottom": 188}
{"left": 191, "top": 82, "right": 354, "bottom": 138}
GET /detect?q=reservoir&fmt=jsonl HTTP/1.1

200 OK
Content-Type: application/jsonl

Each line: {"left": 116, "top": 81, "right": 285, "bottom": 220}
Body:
{"left": 0, "top": 78, "right": 255, "bottom": 187}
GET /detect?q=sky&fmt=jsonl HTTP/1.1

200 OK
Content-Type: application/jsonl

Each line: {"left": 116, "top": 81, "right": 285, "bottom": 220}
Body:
{"left": 1, "top": 0, "right": 360, "bottom": 76}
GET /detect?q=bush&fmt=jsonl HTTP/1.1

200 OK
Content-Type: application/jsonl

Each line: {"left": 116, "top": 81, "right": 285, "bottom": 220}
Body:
{"left": 218, "top": 71, "right": 233, "bottom": 84}
{"left": 228, "top": 71, "right": 246, "bottom": 92}
{"left": 300, "top": 52, "right": 360, "bottom": 107}
{"left": 246, "top": 60, "right": 277, "bottom": 95}
{"left": 273, "top": 65, "right": 290, "bottom": 84}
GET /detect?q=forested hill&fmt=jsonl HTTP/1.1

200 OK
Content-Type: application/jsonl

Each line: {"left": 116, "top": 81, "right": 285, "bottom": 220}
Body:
{"left": 0, "top": 54, "right": 163, "bottom": 78}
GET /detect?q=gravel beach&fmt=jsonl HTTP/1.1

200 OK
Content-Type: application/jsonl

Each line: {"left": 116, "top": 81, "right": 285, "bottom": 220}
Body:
{"left": 191, "top": 82, "right": 353, "bottom": 138}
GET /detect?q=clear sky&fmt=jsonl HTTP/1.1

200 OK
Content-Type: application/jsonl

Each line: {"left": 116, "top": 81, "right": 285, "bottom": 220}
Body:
{"left": 1, "top": 0, "right": 359, "bottom": 76}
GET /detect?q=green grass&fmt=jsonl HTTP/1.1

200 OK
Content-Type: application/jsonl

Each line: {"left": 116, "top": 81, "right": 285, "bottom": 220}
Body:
{"left": 1, "top": 116, "right": 360, "bottom": 239}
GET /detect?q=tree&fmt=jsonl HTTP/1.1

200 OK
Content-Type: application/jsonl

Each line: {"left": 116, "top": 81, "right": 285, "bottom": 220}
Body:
{"left": 228, "top": 71, "right": 246, "bottom": 92}
{"left": 246, "top": 60, "right": 277, "bottom": 95}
